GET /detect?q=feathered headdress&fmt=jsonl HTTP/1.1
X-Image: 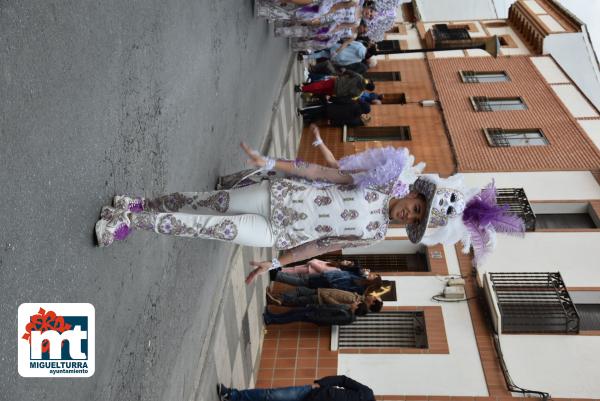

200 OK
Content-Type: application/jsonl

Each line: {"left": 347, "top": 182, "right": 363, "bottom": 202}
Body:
{"left": 408, "top": 175, "right": 525, "bottom": 265}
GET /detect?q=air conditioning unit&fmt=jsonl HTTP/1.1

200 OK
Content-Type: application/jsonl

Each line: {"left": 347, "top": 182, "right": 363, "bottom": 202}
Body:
{"left": 420, "top": 100, "right": 437, "bottom": 107}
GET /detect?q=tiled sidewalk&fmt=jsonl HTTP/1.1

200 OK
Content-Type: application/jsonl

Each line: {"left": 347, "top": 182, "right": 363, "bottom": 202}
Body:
{"left": 193, "top": 55, "right": 305, "bottom": 401}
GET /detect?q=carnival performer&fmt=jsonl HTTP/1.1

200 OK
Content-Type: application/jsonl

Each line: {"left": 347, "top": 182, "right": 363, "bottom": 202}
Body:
{"left": 255, "top": 0, "right": 357, "bottom": 22}
{"left": 95, "top": 132, "right": 525, "bottom": 285}
{"left": 95, "top": 129, "right": 428, "bottom": 282}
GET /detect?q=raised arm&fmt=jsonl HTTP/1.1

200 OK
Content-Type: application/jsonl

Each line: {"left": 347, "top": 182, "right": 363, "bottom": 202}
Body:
{"left": 310, "top": 124, "right": 339, "bottom": 168}
{"left": 240, "top": 142, "right": 352, "bottom": 184}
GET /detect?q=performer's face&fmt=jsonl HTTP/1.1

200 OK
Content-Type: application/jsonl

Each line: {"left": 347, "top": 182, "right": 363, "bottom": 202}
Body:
{"left": 390, "top": 192, "right": 426, "bottom": 225}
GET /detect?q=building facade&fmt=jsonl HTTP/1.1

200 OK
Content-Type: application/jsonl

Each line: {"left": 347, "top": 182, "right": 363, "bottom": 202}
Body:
{"left": 257, "top": 0, "right": 600, "bottom": 399}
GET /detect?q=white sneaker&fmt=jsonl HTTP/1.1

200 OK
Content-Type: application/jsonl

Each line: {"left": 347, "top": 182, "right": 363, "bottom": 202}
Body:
{"left": 95, "top": 206, "right": 132, "bottom": 247}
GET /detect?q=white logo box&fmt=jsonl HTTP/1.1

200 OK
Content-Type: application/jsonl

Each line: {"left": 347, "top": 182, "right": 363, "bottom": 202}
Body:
{"left": 18, "top": 303, "right": 95, "bottom": 378}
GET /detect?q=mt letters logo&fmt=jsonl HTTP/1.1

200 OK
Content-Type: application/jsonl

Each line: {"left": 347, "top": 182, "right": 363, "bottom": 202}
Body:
{"left": 18, "top": 303, "right": 95, "bottom": 377}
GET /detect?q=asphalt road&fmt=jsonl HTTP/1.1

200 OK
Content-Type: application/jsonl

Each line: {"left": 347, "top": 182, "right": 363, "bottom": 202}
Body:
{"left": 0, "top": 1, "right": 289, "bottom": 400}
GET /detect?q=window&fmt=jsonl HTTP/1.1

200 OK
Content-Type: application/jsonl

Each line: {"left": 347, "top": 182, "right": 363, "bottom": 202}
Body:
{"left": 576, "top": 305, "right": 600, "bottom": 330}
{"left": 484, "top": 128, "right": 548, "bottom": 147}
{"left": 338, "top": 311, "right": 428, "bottom": 348}
{"left": 489, "top": 272, "right": 580, "bottom": 334}
{"left": 380, "top": 93, "right": 406, "bottom": 104}
{"left": 535, "top": 213, "right": 597, "bottom": 229}
{"left": 472, "top": 97, "right": 527, "bottom": 111}
{"left": 498, "top": 34, "right": 518, "bottom": 48}
{"left": 460, "top": 70, "right": 509, "bottom": 83}
{"left": 364, "top": 71, "right": 401, "bottom": 81}
{"left": 570, "top": 292, "right": 600, "bottom": 330}
{"left": 531, "top": 202, "right": 599, "bottom": 230}
{"left": 345, "top": 126, "right": 411, "bottom": 142}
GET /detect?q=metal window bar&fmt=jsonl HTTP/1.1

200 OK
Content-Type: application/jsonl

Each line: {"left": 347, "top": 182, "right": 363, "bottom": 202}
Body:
{"left": 490, "top": 272, "right": 580, "bottom": 334}
{"left": 338, "top": 311, "right": 428, "bottom": 348}
{"left": 476, "top": 72, "right": 509, "bottom": 82}
{"left": 489, "top": 98, "right": 526, "bottom": 111}
{"left": 461, "top": 71, "right": 478, "bottom": 83}
{"left": 487, "top": 129, "right": 548, "bottom": 147}
{"left": 495, "top": 188, "right": 536, "bottom": 231}
{"left": 473, "top": 96, "right": 492, "bottom": 111}
{"left": 462, "top": 71, "right": 509, "bottom": 83}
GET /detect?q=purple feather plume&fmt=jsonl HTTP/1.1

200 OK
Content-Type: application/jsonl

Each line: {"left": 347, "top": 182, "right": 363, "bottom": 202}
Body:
{"left": 462, "top": 181, "right": 525, "bottom": 264}
{"left": 338, "top": 147, "right": 410, "bottom": 193}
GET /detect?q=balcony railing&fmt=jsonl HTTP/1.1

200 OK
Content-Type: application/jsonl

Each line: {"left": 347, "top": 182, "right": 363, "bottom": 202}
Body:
{"left": 490, "top": 272, "right": 580, "bottom": 334}
{"left": 496, "top": 187, "right": 536, "bottom": 231}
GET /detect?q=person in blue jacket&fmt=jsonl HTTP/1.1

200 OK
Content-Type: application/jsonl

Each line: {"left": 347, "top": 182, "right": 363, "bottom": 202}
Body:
{"left": 274, "top": 269, "right": 382, "bottom": 294}
{"left": 217, "top": 375, "right": 375, "bottom": 401}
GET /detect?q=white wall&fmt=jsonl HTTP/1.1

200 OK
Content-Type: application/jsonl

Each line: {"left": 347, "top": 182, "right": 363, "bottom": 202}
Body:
{"left": 477, "top": 233, "right": 600, "bottom": 287}
{"left": 338, "top": 270, "right": 488, "bottom": 396}
{"left": 577, "top": 119, "right": 600, "bottom": 151}
{"left": 530, "top": 56, "right": 570, "bottom": 83}
{"left": 499, "top": 334, "right": 600, "bottom": 398}
{"left": 544, "top": 32, "right": 600, "bottom": 111}
{"left": 460, "top": 171, "right": 600, "bottom": 200}
{"left": 551, "top": 84, "right": 599, "bottom": 118}
{"left": 415, "top": 0, "right": 498, "bottom": 21}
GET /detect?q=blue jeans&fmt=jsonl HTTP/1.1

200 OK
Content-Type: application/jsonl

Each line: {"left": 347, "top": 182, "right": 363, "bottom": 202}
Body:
{"left": 275, "top": 272, "right": 311, "bottom": 287}
{"left": 230, "top": 385, "right": 312, "bottom": 401}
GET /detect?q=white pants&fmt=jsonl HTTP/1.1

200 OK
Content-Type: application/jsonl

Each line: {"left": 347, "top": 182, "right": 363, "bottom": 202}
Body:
{"left": 130, "top": 181, "right": 275, "bottom": 247}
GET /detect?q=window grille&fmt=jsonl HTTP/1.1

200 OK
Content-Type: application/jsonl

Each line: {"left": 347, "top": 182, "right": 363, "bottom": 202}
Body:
{"left": 364, "top": 71, "right": 401, "bottom": 81}
{"left": 338, "top": 311, "right": 428, "bottom": 348}
{"left": 490, "top": 272, "right": 580, "bottom": 334}
{"left": 346, "top": 126, "right": 411, "bottom": 142}
{"left": 472, "top": 97, "right": 526, "bottom": 111}
{"left": 535, "top": 213, "right": 597, "bottom": 229}
{"left": 461, "top": 71, "right": 509, "bottom": 83}
{"left": 485, "top": 128, "right": 548, "bottom": 147}
{"left": 495, "top": 188, "right": 536, "bottom": 231}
